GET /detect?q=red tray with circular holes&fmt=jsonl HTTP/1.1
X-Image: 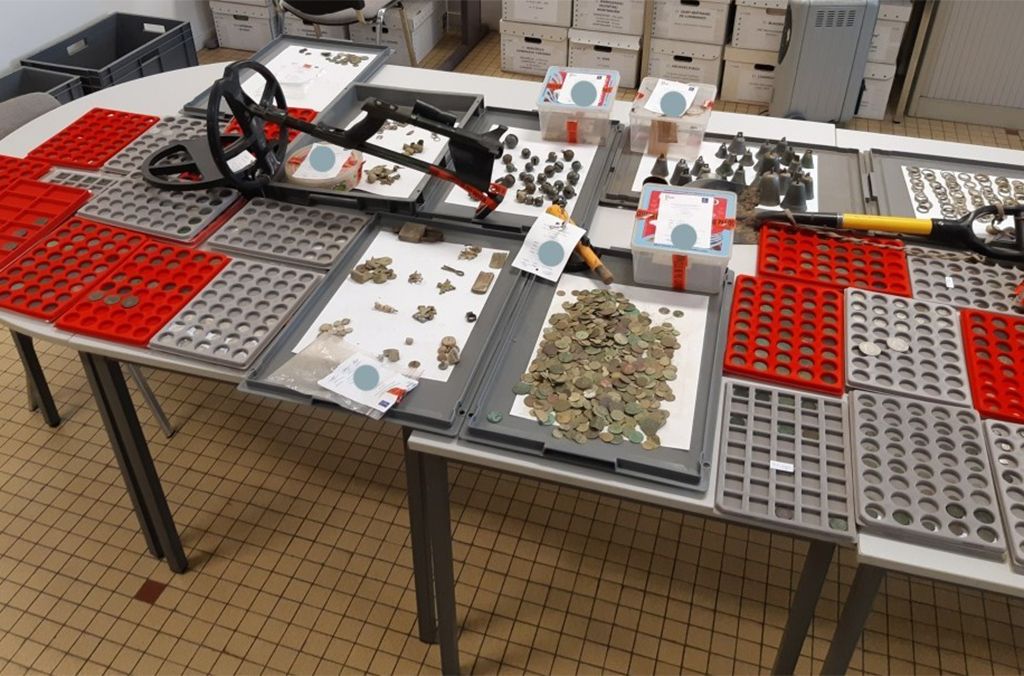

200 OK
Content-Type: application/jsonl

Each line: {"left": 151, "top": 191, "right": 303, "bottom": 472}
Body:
{"left": 0, "top": 178, "right": 90, "bottom": 268}
{"left": 724, "top": 274, "right": 846, "bottom": 395}
{"left": 27, "top": 108, "right": 160, "bottom": 170}
{"left": 55, "top": 243, "right": 230, "bottom": 346}
{"left": 224, "top": 107, "right": 317, "bottom": 143}
{"left": 0, "top": 218, "right": 151, "bottom": 321}
{"left": 0, "top": 155, "right": 52, "bottom": 190}
{"left": 961, "top": 309, "right": 1024, "bottom": 424}
{"left": 757, "top": 223, "right": 912, "bottom": 296}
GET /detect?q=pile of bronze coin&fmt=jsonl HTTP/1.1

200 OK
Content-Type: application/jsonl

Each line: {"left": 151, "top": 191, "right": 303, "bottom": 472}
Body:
{"left": 513, "top": 289, "right": 680, "bottom": 450}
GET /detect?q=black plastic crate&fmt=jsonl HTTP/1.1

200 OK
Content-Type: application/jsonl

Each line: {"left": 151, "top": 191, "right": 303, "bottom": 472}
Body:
{"left": 21, "top": 13, "right": 198, "bottom": 93}
{"left": 0, "top": 66, "right": 83, "bottom": 104}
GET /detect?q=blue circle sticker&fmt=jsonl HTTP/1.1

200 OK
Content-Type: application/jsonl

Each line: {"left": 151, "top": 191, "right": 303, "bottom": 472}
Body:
{"left": 353, "top": 364, "right": 380, "bottom": 391}
{"left": 670, "top": 224, "right": 699, "bottom": 249}
{"left": 570, "top": 80, "right": 598, "bottom": 107}
{"left": 537, "top": 240, "right": 566, "bottom": 266}
{"left": 660, "top": 91, "right": 687, "bottom": 117}
{"left": 309, "top": 145, "right": 336, "bottom": 172}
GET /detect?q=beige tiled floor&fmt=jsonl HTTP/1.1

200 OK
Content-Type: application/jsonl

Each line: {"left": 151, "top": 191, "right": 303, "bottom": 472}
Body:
{"left": 2, "top": 32, "right": 1024, "bottom": 676}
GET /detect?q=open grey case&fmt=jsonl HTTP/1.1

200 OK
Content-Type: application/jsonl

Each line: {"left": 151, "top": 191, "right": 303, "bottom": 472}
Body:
{"left": 240, "top": 214, "right": 529, "bottom": 435}
{"left": 600, "top": 133, "right": 866, "bottom": 214}
{"left": 182, "top": 36, "right": 391, "bottom": 119}
{"left": 461, "top": 252, "right": 733, "bottom": 491}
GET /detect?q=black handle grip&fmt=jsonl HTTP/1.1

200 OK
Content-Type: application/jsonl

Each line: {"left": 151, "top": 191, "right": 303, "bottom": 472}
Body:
{"left": 412, "top": 100, "right": 458, "bottom": 127}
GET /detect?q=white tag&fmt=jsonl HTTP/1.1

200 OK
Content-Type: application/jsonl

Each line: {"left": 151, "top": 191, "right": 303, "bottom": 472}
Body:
{"left": 652, "top": 192, "right": 714, "bottom": 249}
{"left": 944, "top": 275, "right": 955, "bottom": 289}
{"left": 294, "top": 143, "right": 345, "bottom": 180}
{"left": 556, "top": 73, "right": 608, "bottom": 106}
{"left": 227, "top": 151, "right": 256, "bottom": 173}
{"left": 770, "top": 460, "right": 795, "bottom": 473}
{"left": 644, "top": 80, "right": 698, "bottom": 117}
{"left": 317, "top": 353, "right": 418, "bottom": 415}
{"left": 511, "top": 211, "right": 586, "bottom": 282}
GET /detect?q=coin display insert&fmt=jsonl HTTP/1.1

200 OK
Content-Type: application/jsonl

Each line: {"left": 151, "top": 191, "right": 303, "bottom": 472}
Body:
{"left": 906, "top": 246, "right": 1024, "bottom": 316}
{"left": 103, "top": 114, "right": 207, "bottom": 175}
{"left": 960, "top": 309, "right": 1024, "bottom": 425}
{"left": 984, "top": 420, "right": 1024, "bottom": 571}
{"left": 43, "top": 169, "right": 119, "bottom": 195}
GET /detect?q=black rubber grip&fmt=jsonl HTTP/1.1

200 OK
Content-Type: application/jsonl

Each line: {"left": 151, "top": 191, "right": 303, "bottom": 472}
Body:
{"left": 412, "top": 100, "right": 458, "bottom": 127}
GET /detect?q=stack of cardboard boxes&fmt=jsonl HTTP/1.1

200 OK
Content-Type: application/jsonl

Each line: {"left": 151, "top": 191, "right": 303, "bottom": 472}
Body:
{"left": 211, "top": 0, "right": 278, "bottom": 51}
{"left": 567, "top": 0, "right": 644, "bottom": 89}
{"left": 856, "top": 0, "right": 911, "bottom": 119}
{"left": 647, "top": 0, "right": 731, "bottom": 87}
{"left": 350, "top": 0, "right": 445, "bottom": 67}
{"left": 500, "top": 0, "right": 573, "bottom": 76}
{"left": 721, "top": 0, "right": 787, "bottom": 105}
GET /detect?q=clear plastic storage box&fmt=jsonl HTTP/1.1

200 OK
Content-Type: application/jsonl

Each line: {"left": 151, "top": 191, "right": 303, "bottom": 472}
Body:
{"left": 629, "top": 76, "right": 716, "bottom": 157}
{"left": 631, "top": 185, "right": 735, "bottom": 294}
{"left": 537, "top": 66, "right": 619, "bottom": 144}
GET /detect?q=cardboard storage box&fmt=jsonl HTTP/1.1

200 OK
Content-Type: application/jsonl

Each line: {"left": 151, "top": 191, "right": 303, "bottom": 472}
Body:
{"left": 878, "top": 0, "right": 912, "bottom": 22}
{"left": 856, "top": 61, "right": 896, "bottom": 120}
{"left": 647, "top": 38, "right": 724, "bottom": 86}
{"left": 652, "top": 0, "right": 732, "bottom": 45}
{"left": 281, "top": 14, "right": 350, "bottom": 40}
{"left": 349, "top": 0, "right": 443, "bottom": 66}
{"left": 212, "top": 0, "right": 276, "bottom": 51}
{"left": 572, "top": 0, "right": 646, "bottom": 36}
{"left": 721, "top": 45, "right": 777, "bottom": 104}
{"left": 500, "top": 20, "right": 569, "bottom": 76}
{"left": 501, "top": 0, "right": 573, "bottom": 27}
{"left": 568, "top": 28, "right": 641, "bottom": 89}
{"left": 731, "top": 0, "right": 788, "bottom": 51}
{"left": 868, "top": 18, "right": 907, "bottom": 65}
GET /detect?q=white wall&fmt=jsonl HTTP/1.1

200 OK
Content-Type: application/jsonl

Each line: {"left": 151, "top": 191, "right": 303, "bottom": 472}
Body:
{"left": 0, "top": 0, "right": 215, "bottom": 71}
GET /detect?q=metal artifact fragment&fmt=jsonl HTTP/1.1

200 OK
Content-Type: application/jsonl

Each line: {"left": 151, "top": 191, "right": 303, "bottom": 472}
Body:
{"left": 382, "top": 348, "right": 400, "bottom": 362}
{"left": 465, "top": 311, "right": 477, "bottom": 322}
{"left": 408, "top": 271, "right": 423, "bottom": 284}
{"left": 373, "top": 301, "right": 398, "bottom": 314}
{"left": 441, "top": 264, "right": 464, "bottom": 277}
{"left": 318, "top": 318, "right": 352, "bottom": 337}
{"left": 350, "top": 256, "right": 396, "bottom": 284}
{"left": 413, "top": 305, "right": 436, "bottom": 323}
{"left": 366, "top": 164, "right": 401, "bottom": 185}
{"left": 405, "top": 337, "right": 414, "bottom": 345}
{"left": 437, "top": 336, "right": 461, "bottom": 369}
{"left": 472, "top": 271, "right": 494, "bottom": 295}
{"left": 459, "top": 245, "right": 482, "bottom": 260}
{"left": 490, "top": 252, "right": 508, "bottom": 269}
{"left": 437, "top": 279, "right": 455, "bottom": 295}
{"left": 402, "top": 139, "right": 425, "bottom": 155}
{"left": 398, "top": 222, "right": 444, "bottom": 243}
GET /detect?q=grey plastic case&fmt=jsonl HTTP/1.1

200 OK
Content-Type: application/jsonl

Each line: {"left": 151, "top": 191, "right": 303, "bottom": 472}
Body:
{"left": 150, "top": 257, "right": 323, "bottom": 369}
{"left": 103, "top": 114, "right": 207, "bottom": 175}
{"left": 715, "top": 379, "right": 856, "bottom": 543}
{"left": 207, "top": 197, "right": 373, "bottom": 270}
{"left": 845, "top": 288, "right": 973, "bottom": 407}
{"left": 985, "top": 420, "right": 1024, "bottom": 572}
{"left": 77, "top": 176, "right": 240, "bottom": 241}
{"left": 43, "top": 168, "right": 119, "bottom": 195}
{"left": 241, "top": 214, "right": 528, "bottom": 436}
{"left": 461, "top": 253, "right": 732, "bottom": 492}
{"left": 905, "top": 245, "right": 1024, "bottom": 316}
{"left": 851, "top": 390, "right": 1005, "bottom": 558}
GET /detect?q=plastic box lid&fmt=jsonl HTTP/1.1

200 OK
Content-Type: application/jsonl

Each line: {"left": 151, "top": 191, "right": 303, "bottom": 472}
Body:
{"left": 632, "top": 185, "right": 735, "bottom": 259}
{"left": 537, "top": 66, "right": 620, "bottom": 111}
{"left": 630, "top": 77, "right": 717, "bottom": 130}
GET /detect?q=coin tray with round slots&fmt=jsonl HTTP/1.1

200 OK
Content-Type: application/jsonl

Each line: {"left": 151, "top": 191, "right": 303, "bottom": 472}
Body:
{"left": 0, "top": 155, "right": 51, "bottom": 188}
{"left": 984, "top": 420, "right": 1024, "bottom": 571}
{"left": 757, "top": 223, "right": 912, "bottom": 296}
{"left": 150, "top": 258, "right": 322, "bottom": 368}
{"left": 905, "top": 246, "right": 1024, "bottom": 316}
{"left": 103, "top": 114, "right": 208, "bottom": 175}
{"left": 43, "top": 169, "right": 119, "bottom": 195}
{"left": 846, "top": 288, "right": 972, "bottom": 407}
{"left": 715, "top": 379, "right": 855, "bottom": 542}
{"left": 207, "top": 197, "right": 371, "bottom": 269}
{"left": 851, "top": 390, "right": 1005, "bottom": 558}
{"left": 961, "top": 310, "right": 1024, "bottom": 424}
{"left": 27, "top": 108, "right": 159, "bottom": 170}
{"left": 723, "top": 275, "right": 845, "bottom": 395}
{"left": 223, "top": 107, "right": 317, "bottom": 143}
{"left": 0, "top": 179, "right": 90, "bottom": 266}
{"left": 78, "top": 175, "right": 240, "bottom": 241}
{"left": 0, "top": 218, "right": 149, "bottom": 320}
{"left": 55, "top": 243, "right": 230, "bottom": 345}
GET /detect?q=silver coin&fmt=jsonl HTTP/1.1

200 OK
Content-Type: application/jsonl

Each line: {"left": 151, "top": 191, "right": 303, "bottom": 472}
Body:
{"left": 886, "top": 337, "right": 910, "bottom": 353}
{"left": 858, "top": 341, "right": 881, "bottom": 356}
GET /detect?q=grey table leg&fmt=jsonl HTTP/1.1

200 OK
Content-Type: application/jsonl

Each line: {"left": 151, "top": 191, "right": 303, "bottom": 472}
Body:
{"left": 420, "top": 451, "right": 461, "bottom": 676}
{"left": 12, "top": 331, "right": 60, "bottom": 427}
{"left": 772, "top": 540, "right": 836, "bottom": 675}
{"left": 821, "top": 564, "right": 886, "bottom": 676}
{"left": 79, "top": 352, "right": 188, "bottom": 574}
{"left": 404, "top": 430, "right": 438, "bottom": 644}
{"left": 125, "top": 363, "right": 175, "bottom": 438}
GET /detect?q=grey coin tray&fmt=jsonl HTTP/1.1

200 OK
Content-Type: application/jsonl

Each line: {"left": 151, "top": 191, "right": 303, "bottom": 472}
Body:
{"left": 419, "top": 107, "right": 624, "bottom": 234}
{"left": 241, "top": 214, "right": 529, "bottom": 436}
{"left": 77, "top": 175, "right": 240, "bottom": 241}
{"left": 850, "top": 390, "right": 1006, "bottom": 558}
{"left": 266, "top": 83, "right": 484, "bottom": 215}
{"left": 984, "top": 420, "right": 1024, "bottom": 572}
{"left": 207, "top": 197, "right": 373, "bottom": 270}
{"left": 905, "top": 245, "right": 1024, "bottom": 316}
{"left": 845, "top": 288, "right": 973, "bottom": 407}
{"left": 461, "top": 252, "right": 733, "bottom": 491}
{"left": 601, "top": 134, "right": 867, "bottom": 214}
{"left": 43, "top": 168, "right": 119, "bottom": 195}
{"left": 715, "top": 378, "right": 856, "bottom": 543}
{"left": 182, "top": 36, "right": 391, "bottom": 119}
{"left": 150, "top": 257, "right": 324, "bottom": 369}
{"left": 103, "top": 114, "right": 207, "bottom": 175}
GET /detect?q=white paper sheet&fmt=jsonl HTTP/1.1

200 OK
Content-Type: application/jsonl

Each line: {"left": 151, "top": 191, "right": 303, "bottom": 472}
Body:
{"left": 444, "top": 127, "right": 599, "bottom": 217}
{"left": 293, "top": 231, "right": 507, "bottom": 382}
{"left": 631, "top": 140, "right": 821, "bottom": 212}
{"left": 243, "top": 45, "right": 377, "bottom": 111}
{"left": 350, "top": 112, "right": 449, "bottom": 199}
{"left": 899, "top": 165, "right": 1019, "bottom": 238}
{"left": 509, "top": 274, "right": 710, "bottom": 447}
